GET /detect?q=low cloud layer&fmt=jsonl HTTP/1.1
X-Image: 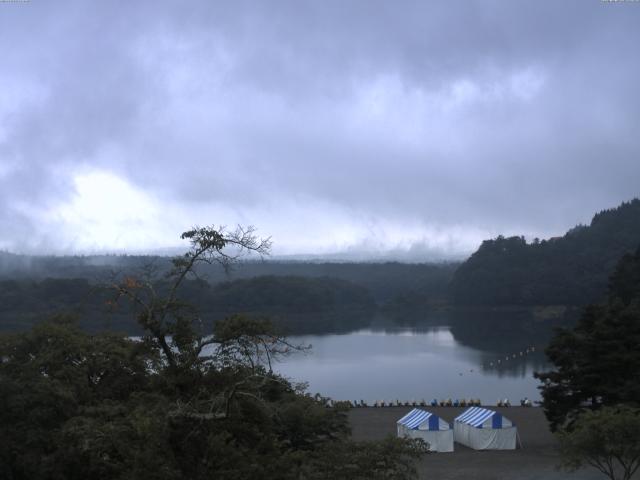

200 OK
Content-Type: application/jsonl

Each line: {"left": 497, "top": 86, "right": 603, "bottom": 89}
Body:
{"left": 1, "top": 1, "right": 639, "bottom": 259}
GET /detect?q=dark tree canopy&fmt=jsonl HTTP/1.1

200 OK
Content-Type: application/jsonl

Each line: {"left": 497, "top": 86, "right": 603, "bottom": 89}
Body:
{"left": 450, "top": 199, "right": 640, "bottom": 306}
{"left": 0, "top": 226, "right": 427, "bottom": 480}
{"left": 535, "top": 245, "right": 640, "bottom": 431}
{"left": 557, "top": 405, "right": 640, "bottom": 480}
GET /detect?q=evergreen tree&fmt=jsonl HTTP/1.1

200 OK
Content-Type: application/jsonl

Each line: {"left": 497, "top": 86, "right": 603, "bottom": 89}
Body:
{"left": 535, "top": 246, "right": 640, "bottom": 430}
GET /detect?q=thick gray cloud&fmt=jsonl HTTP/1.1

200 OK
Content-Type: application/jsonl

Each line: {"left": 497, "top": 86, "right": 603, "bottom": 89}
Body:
{"left": 0, "top": 0, "right": 639, "bottom": 257}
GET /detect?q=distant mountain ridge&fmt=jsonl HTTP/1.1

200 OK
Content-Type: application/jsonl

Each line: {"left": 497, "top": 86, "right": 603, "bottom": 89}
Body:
{"left": 450, "top": 198, "right": 640, "bottom": 306}
{"left": 0, "top": 250, "right": 457, "bottom": 306}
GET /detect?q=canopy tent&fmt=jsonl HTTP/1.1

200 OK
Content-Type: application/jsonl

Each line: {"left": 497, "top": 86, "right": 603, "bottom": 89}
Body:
{"left": 453, "top": 406, "right": 517, "bottom": 450}
{"left": 396, "top": 408, "right": 454, "bottom": 452}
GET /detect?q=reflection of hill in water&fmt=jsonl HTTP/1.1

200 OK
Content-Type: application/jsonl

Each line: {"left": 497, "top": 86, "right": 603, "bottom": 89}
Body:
{"left": 450, "top": 310, "right": 546, "bottom": 350}
{"left": 377, "top": 306, "right": 579, "bottom": 379}
{"left": 447, "top": 307, "right": 571, "bottom": 378}
{"left": 447, "top": 308, "right": 563, "bottom": 350}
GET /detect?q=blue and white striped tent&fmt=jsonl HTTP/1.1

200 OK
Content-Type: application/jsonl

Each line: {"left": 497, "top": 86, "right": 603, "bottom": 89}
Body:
{"left": 454, "top": 407, "right": 517, "bottom": 450}
{"left": 397, "top": 408, "right": 453, "bottom": 452}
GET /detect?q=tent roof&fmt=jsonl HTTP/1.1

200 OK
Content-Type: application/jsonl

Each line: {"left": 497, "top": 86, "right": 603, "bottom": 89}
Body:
{"left": 397, "top": 408, "right": 439, "bottom": 430}
{"left": 455, "top": 407, "right": 509, "bottom": 428}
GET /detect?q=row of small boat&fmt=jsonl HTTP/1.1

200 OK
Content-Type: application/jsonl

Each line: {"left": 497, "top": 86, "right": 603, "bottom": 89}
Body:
{"left": 321, "top": 398, "right": 534, "bottom": 408}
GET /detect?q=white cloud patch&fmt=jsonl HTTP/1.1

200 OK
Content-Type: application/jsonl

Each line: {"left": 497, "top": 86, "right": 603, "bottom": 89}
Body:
{"left": 48, "top": 170, "right": 163, "bottom": 251}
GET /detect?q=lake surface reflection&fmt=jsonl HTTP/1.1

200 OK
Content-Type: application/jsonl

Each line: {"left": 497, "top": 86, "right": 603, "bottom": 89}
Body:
{"left": 275, "top": 324, "right": 550, "bottom": 404}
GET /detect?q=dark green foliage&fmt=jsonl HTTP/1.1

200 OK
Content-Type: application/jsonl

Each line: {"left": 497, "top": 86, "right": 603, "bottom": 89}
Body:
{"left": 0, "top": 265, "right": 455, "bottom": 335}
{"left": 0, "top": 316, "right": 155, "bottom": 480}
{"left": 557, "top": 405, "right": 640, "bottom": 480}
{"left": 300, "top": 437, "right": 428, "bottom": 480}
{"left": 0, "top": 278, "right": 93, "bottom": 313}
{"left": 451, "top": 199, "right": 640, "bottom": 306}
{"left": 0, "top": 226, "right": 425, "bottom": 479}
{"left": 208, "top": 275, "right": 374, "bottom": 314}
{"left": 0, "top": 275, "right": 374, "bottom": 336}
{"left": 205, "top": 275, "right": 376, "bottom": 334}
{"left": 535, "top": 246, "right": 640, "bottom": 431}
{"left": 0, "top": 317, "right": 425, "bottom": 479}
{"left": 0, "top": 252, "right": 458, "bottom": 305}
{"left": 609, "top": 249, "right": 640, "bottom": 306}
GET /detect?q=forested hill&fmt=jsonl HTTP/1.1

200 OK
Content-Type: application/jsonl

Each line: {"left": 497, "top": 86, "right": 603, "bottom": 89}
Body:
{"left": 0, "top": 252, "right": 457, "bottom": 334}
{"left": 0, "top": 253, "right": 457, "bottom": 304}
{"left": 0, "top": 275, "right": 377, "bottom": 335}
{"left": 450, "top": 199, "right": 640, "bottom": 306}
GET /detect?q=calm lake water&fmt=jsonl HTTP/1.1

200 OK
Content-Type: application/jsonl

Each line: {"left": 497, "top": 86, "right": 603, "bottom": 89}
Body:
{"left": 274, "top": 323, "right": 551, "bottom": 405}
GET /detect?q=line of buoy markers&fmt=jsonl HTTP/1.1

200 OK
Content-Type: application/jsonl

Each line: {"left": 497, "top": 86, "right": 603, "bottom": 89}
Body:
{"left": 488, "top": 345, "right": 536, "bottom": 368}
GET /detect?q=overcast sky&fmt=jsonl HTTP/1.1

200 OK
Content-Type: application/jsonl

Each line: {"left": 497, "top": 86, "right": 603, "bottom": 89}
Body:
{"left": 1, "top": 1, "right": 639, "bottom": 259}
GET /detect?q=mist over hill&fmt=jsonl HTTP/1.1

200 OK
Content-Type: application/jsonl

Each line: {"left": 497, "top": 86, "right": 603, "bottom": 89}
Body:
{"left": 2, "top": 198, "right": 640, "bottom": 336}
{"left": 0, "top": 252, "right": 457, "bottom": 304}
{"left": 0, "top": 255, "right": 457, "bottom": 335}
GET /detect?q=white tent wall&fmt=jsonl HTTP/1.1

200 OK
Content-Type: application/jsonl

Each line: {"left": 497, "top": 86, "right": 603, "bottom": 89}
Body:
{"left": 400, "top": 428, "right": 454, "bottom": 453}
{"left": 453, "top": 422, "right": 516, "bottom": 450}
{"left": 453, "top": 407, "right": 517, "bottom": 450}
{"left": 453, "top": 422, "right": 471, "bottom": 448}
